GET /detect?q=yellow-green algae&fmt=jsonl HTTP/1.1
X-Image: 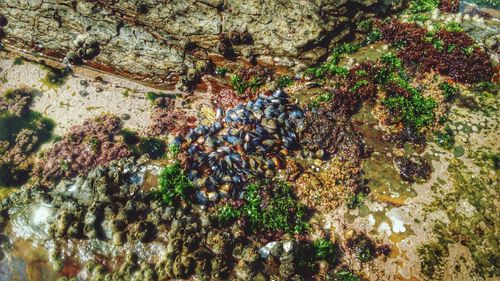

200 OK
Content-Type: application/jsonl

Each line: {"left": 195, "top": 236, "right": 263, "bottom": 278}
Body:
{"left": 419, "top": 153, "right": 499, "bottom": 279}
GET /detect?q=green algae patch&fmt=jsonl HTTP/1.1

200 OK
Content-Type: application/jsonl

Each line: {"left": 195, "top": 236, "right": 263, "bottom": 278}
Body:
{"left": 452, "top": 146, "right": 465, "bottom": 157}
{"left": 417, "top": 242, "right": 448, "bottom": 280}
{"left": 154, "top": 162, "right": 193, "bottom": 206}
{"left": 329, "top": 269, "right": 362, "bottom": 281}
{"left": 419, "top": 156, "right": 500, "bottom": 279}
{"left": 215, "top": 180, "right": 309, "bottom": 234}
{"left": 408, "top": 0, "right": 439, "bottom": 13}
{"left": 13, "top": 57, "right": 24, "bottom": 65}
{"left": 39, "top": 64, "right": 71, "bottom": 89}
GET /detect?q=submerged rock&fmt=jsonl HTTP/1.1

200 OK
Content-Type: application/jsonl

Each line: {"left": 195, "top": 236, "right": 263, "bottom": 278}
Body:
{"left": 394, "top": 156, "right": 431, "bottom": 182}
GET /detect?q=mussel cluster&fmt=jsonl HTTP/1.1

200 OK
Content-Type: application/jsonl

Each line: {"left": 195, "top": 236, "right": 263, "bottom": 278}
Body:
{"left": 178, "top": 90, "right": 304, "bottom": 203}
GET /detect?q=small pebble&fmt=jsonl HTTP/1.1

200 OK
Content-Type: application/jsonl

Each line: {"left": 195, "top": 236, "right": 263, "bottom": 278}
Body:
{"left": 345, "top": 229, "right": 356, "bottom": 240}
{"left": 79, "top": 80, "right": 89, "bottom": 87}
{"left": 121, "top": 113, "right": 130, "bottom": 120}
{"left": 78, "top": 90, "right": 89, "bottom": 97}
{"left": 95, "top": 87, "right": 104, "bottom": 93}
{"left": 313, "top": 159, "right": 323, "bottom": 167}
{"left": 305, "top": 81, "right": 321, "bottom": 88}
{"left": 113, "top": 231, "right": 127, "bottom": 246}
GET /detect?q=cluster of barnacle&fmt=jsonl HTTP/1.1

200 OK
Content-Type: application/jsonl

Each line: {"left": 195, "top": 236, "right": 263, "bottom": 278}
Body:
{"left": 300, "top": 108, "right": 367, "bottom": 163}
{"left": 34, "top": 114, "right": 131, "bottom": 183}
{"left": 380, "top": 19, "right": 493, "bottom": 83}
{"left": 65, "top": 34, "right": 100, "bottom": 65}
{"left": 393, "top": 155, "right": 431, "bottom": 182}
{"left": 0, "top": 157, "right": 367, "bottom": 280}
{"left": 217, "top": 30, "right": 253, "bottom": 59}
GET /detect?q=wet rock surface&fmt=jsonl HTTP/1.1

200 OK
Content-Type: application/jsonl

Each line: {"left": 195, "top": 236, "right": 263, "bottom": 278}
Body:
{"left": 0, "top": 0, "right": 404, "bottom": 86}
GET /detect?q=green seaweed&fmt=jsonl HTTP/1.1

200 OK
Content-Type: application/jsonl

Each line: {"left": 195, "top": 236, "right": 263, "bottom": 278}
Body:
{"left": 13, "top": 57, "right": 24, "bottom": 65}
{"left": 443, "top": 22, "right": 463, "bottom": 33}
{"left": 167, "top": 143, "right": 181, "bottom": 158}
{"left": 366, "top": 29, "right": 382, "bottom": 44}
{"left": 313, "top": 238, "right": 336, "bottom": 262}
{"left": 308, "top": 92, "right": 334, "bottom": 109}
{"left": 439, "top": 82, "right": 458, "bottom": 100}
{"left": 40, "top": 64, "right": 71, "bottom": 88}
{"left": 304, "top": 43, "right": 359, "bottom": 79}
{"left": 218, "top": 180, "right": 309, "bottom": 234}
{"left": 277, "top": 75, "right": 293, "bottom": 89}
{"left": 215, "top": 66, "right": 229, "bottom": 77}
{"left": 382, "top": 91, "right": 437, "bottom": 130}
{"left": 215, "top": 204, "right": 241, "bottom": 224}
{"left": 328, "top": 269, "right": 362, "bottom": 281}
{"left": 230, "top": 74, "right": 263, "bottom": 95}
{"left": 409, "top": 0, "right": 439, "bottom": 13}
{"left": 417, "top": 242, "right": 448, "bottom": 280}
{"left": 145, "top": 91, "right": 178, "bottom": 104}
{"left": 346, "top": 191, "right": 367, "bottom": 209}
{"left": 154, "top": 162, "right": 193, "bottom": 206}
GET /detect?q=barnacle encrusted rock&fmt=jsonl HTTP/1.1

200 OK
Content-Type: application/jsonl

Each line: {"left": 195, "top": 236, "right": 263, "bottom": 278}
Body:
{"left": 0, "top": 0, "right": 404, "bottom": 86}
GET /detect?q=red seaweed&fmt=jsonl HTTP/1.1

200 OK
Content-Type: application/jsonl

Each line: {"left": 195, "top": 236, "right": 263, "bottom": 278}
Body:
{"left": 380, "top": 20, "right": 493, "bottom": 84}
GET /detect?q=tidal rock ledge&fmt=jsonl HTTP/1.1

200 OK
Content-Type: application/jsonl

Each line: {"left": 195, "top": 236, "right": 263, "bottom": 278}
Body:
{"left": 0, "top": 0, "right": 404, "bottom": 86}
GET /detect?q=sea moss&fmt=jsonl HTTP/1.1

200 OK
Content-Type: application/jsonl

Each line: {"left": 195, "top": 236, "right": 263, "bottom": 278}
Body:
{"left": 417, "top": 242, "right": 448, "bottom": 280}
{"left": 382, "top": 93, "right": 437, "bottom": 130}
{"left": 229, "top": 66, "right": 273, "bottom": 95}
{"left": 409, "top": 0, "right": 440, "bottom": 13}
